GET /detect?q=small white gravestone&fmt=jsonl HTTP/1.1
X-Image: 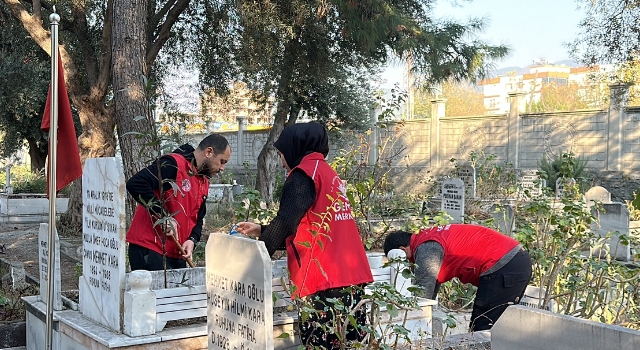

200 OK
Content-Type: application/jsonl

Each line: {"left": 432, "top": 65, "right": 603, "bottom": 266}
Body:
{"left": 491, "top": 204, "right": 515, "bottom": 236}
{"left": 441, "top": 178, "right": 465, "bottom": 223}
{"left": 458, "top": 163, "right": 476, "bottom": 198}
{"left": 591, "top": 202, "right": 631, "bottom": 261}
{"left": 79, "top": 158, "right": 127, "bottom": 332}
{"left": 517, "top": 169, "right": 544, "bottom": 198}
{"left": 519, "top": 285, "right": 557, "bottom": 313}
{"left": 387, "top": 249, "right": 411, "bottom": 297}
{"left": 38, "top": 223, "right": 61, "bottom": 310}
{"left": 555, "top": 177, "right": 575, "bottom": 199}
{"left": 585, "top": 186, "right": 612, "bottom": 208}
{"left": 206, "top": 233, "right": 274, "bottom": 350}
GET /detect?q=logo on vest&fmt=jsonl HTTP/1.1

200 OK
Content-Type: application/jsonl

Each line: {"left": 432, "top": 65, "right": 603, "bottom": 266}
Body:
{"left": 331, "top": 176, "right": 353, "bottom": 221}
{"left": 181, "top": 179, "right": 192, "bottom": 192}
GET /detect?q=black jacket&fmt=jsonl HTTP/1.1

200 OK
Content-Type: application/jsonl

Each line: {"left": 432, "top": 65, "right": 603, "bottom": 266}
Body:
{"left": 126, "top": 144, "right": 206, "bottom": 242}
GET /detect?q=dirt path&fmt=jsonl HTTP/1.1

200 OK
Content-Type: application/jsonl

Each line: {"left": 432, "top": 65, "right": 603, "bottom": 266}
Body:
{"left": 0, "top": 222, "right": 80, "bottom": 291}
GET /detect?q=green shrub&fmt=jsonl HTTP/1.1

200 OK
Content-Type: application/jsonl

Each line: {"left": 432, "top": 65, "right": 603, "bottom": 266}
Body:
{"left": 12, "top": 169, "right": 46, "bottom": 193}
{"left": 5, "top": 165, "right": 72, "bottom": 196}
{"left": 538, "top": 152, "right": 588, "bottom": 191}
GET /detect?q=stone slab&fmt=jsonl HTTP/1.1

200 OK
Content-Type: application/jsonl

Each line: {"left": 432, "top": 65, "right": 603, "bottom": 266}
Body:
{"left": 38, "top": 223, "right": 62, "bottom": 310}
{"left": 206, "top": 233, "right": 274, "bottom": 350}
{"left": 591, "top": 202, "right": 631, "bottom": 261}
{"left": 492, "top": 305, "right": 640, "bottom": 350}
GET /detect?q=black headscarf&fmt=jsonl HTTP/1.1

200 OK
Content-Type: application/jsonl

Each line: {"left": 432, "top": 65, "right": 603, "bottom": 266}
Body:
{"left": 273, "top": 122, "right": 329, "bottom": 169}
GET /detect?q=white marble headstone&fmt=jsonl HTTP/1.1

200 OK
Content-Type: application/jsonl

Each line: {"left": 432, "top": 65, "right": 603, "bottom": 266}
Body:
{"left": 585, "top": 186, "right": 612, "bottom": 208}
{"left": 591, "top": 202, "right": 631, "bottom": 261}
{"left": 206, "top": 233, "right": 273, "bottom": 350}
{"left": 38, "top": 223, "right": 61, "bottom": 310}
{"left": 79, "top": 158, "right": 127, "bottom": 332}
{"left": 458, "top": 163, "right": 476, "bottom": 198}
{"left": 441, "top": 178, "right": 465, "bottom": 223}
{"left": 517, "top": 169, "right": 543, "bottom": 198}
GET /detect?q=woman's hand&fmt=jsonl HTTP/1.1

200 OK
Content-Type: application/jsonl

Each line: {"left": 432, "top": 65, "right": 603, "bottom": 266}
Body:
{"left": 235, "top": 222, "right": 261, "bottom": 238}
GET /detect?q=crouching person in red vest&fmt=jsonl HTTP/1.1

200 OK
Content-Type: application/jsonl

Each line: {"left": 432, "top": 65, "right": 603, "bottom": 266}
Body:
{"left": 126, "top": 134, "right": 231, "bottom": 271}
{"left": 236, "top": 122, "right": 373, "bottom": 349}
{"left": 384, "top": 224, "right": 532, "bottom": 331}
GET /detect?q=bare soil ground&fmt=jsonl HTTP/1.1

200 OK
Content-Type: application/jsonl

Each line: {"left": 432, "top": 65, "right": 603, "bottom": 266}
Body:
{"left": 0, "top": 222, "right": 80, "bottom": 291}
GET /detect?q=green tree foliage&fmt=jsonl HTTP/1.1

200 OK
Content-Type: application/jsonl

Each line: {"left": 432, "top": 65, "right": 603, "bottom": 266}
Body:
{"left": 571, "top": 0, "right": 640, "bottom": 66}
{"left": 0, "top": 5, "right": 49, "bottom": 170}
{"left": 194, "top": 0, "right": 509, "bottom": 200}
{"left": 2, "top": 0, "right": 205, "bottom": 232}
{"left": 527, "top": 82, "right": 595, "bottom": 112}
{"left": 414, "top": 79, "right": 487, "bottom": 118}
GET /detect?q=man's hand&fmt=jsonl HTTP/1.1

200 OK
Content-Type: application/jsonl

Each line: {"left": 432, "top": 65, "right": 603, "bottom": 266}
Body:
{"left": 181, "top": 239, "right": 195, "bottom": 260}
{"left": 163, "top": 217, "right": 179, "bottom": 237}
{"left": 235, "top": 222, "right": 261, "bottom": 238}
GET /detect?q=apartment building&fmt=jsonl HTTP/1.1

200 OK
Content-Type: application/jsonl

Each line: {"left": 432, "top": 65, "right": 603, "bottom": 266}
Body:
{"left": 479, "top": 62, "right": 614, "bottom": 114}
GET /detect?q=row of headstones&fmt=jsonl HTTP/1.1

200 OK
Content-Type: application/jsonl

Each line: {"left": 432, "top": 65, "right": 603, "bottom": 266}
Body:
{"left": 436, "top": 164, "right": 584, "bottom": 199}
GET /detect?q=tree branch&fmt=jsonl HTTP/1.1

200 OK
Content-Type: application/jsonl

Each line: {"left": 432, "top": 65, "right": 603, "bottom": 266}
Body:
{"left": 146, "top": 0, "right": 190, "bottom": 67}
{"left": 20, "top": 0, "right": 74, "bottom": 28}
{"left": 95, "top": 0, "right": 113, "bottom": 97}
{"left": 150, "top": 0, "right": 176, "bottom": 33}
{"left": 70, "top": 1, "right": 99, "bottom": 88}
{"left": 3, "top": 0, "right": 82, "bottom": 96}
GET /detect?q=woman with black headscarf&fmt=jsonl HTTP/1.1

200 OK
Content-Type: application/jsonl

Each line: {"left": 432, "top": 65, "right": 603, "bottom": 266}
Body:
{"left": 236, "top": 122, "right": 373, "bottom": 348}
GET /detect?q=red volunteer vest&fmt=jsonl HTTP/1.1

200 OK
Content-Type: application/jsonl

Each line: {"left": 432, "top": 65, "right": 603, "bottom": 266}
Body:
{"left": 409, "top": 224, "right": 519, "bottom": 286}
{"left": 126, "top": 154, "right": 209, "bottom": 258}
{"left": 286, "top": 153, "right": 373, "bottom": 298}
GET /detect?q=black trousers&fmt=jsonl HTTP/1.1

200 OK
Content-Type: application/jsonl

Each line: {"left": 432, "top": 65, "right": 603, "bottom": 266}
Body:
{"left": 128, "top": 243, "right": 186, "bottom": 271}
{"left": 299, "top": 285, "right": 367, "bottom": 349}
{"left": 470, "top": 249, "right": 532, "bottom": 331}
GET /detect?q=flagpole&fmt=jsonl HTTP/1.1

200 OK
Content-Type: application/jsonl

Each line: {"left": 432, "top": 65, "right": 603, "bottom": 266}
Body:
{"left": 46, "top": 8, "right": 60, "bottom": 350}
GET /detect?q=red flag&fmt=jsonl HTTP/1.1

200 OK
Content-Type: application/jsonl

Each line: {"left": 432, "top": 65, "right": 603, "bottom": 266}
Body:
{"left": 41, "top": 52, "right": 82, "bottom": 194}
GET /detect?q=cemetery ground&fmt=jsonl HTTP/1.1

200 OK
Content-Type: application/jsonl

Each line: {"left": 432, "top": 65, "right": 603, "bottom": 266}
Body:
{"left": 0, "top": 222, "right": 80, "bottom": 292}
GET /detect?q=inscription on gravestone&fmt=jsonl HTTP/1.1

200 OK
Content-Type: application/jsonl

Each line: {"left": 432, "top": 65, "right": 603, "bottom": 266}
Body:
{"left": 206, "top": 233, "right": 274, "bottom": 350}
{"left": 555, "top": 177, "right": 575, "bottom": 199}
{"left": 441, "top": 178, "right": 465, "bottom": 223}
{"left": 433, "top": 175, "right": 446, "bottom": 198}
{"left": 79, "top": 158, "right": 127, "bottom": 332}
{"left": 458, "top": 164, "right": 476, "bottom": 198}
{"left": 517, "top": 169, "right": 543, "bottom": 197}
{"left": 38, "top": 223, "right": 61, "bottom": 310}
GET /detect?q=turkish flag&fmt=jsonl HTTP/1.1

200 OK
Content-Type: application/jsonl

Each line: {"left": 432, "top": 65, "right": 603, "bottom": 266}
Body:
{"left": 41, "top": 52, "right": 82, "bottom": 194}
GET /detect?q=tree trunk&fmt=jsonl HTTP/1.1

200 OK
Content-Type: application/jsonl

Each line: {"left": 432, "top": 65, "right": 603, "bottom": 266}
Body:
{"left": 112, "top": 0, "right": 155, "bottom": 221}
{"left": 27, "top": 139, "right": 46, "bottom": 172}
{"left": 255, "top": 113, "right": 286, "bottom": 203}
{"left": 59, "top": 100, "right": 117, "bottom": 235}
{"left": 254, "top": 42, "right": 299, "bottom": 202}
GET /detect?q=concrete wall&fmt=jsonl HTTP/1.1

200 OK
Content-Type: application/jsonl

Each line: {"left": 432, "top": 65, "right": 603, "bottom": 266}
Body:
{"left": 193, "top": 85, "right": 640, "bottom": 200}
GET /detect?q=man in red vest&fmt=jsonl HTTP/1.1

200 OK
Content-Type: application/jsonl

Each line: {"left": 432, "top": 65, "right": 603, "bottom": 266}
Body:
{"left": 126, "top": 134, "right": 231, "bottom": 271}
{"left": 384, "top": 224, "right": 532, "bottom": 331}
{"left": 236, "top": 122, "right": 373, "bottom": 349}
